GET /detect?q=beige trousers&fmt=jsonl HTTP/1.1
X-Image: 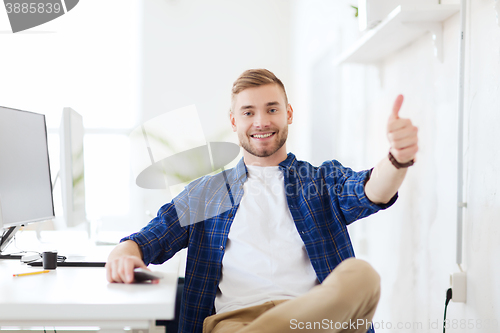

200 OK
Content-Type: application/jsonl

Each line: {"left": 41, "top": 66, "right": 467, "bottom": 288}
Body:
{"left": 203, "top": 258, "right": 381, "bottom": 333}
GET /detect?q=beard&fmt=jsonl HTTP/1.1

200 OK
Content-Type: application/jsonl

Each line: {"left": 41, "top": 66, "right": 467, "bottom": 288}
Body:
{"left": 238, "top": 125, "right": 288, "bottom": 158}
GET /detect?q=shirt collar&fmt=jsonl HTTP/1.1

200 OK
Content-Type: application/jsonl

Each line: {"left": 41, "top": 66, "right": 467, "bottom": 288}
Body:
{"left": 231, "top": 152, "right": 297, "bottom": 184}
{"left": 233, "top": 156, "right": 248, "bottom": 184}
{"left": 278, "top": 152, "right": 297, "bottom": 171}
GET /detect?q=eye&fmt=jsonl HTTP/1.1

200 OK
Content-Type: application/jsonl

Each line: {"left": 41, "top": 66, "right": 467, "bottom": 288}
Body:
{"left": 243, "top": 111, "right": 252, "bottom": 116}
{"left": 269, "top": 108, "right": 278, "bottom": 113}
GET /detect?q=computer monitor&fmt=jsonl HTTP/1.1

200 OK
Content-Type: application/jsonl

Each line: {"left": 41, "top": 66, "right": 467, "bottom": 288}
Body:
{"left": 0, "top": 106, "right": 55, "bottom": 256}
{"left": 59, "top": 107, "right": 87, "bottom": 229}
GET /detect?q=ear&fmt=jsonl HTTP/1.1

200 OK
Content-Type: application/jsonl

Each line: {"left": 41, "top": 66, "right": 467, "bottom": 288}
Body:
{"left": 287, "top": 104, "right": 293, "bottom": 125}
{"left": 229, "top": 111, "right": 237, "bottom": 132}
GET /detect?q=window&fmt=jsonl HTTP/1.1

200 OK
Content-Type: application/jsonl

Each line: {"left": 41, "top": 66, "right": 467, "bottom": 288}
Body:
{"left": 0, "top": 1, "right": 141, "bottom": 231}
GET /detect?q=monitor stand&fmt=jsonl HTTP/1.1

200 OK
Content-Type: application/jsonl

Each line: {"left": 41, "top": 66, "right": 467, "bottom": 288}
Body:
{"left": 0, "top": 225, "right": 23, "bottom": 259}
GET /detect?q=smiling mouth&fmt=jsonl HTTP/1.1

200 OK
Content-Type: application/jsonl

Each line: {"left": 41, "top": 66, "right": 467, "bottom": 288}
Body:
{"left": 250, "top": 132, "right": 275, "bottom": 139}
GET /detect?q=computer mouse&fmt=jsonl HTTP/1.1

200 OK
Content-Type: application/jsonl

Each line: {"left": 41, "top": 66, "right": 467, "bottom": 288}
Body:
{"left": 133, "top": 268, "right": 164, "bottom": 282}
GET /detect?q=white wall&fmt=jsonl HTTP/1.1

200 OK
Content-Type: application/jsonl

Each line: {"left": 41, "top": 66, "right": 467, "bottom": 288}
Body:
{"left": 137, "top": 0, "right": 293, "bottom": 219}
{"left": 292, "top": 0, "right": 500, "bottom": 331}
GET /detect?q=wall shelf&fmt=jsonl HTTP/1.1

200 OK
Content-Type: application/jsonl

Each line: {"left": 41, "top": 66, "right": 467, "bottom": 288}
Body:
{"left": 333, "top": 4, "right": 460, "bottom": 65}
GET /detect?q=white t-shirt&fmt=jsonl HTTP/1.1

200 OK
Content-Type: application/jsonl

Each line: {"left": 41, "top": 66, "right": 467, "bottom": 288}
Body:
{"left": 215, "top": 165, "right": 319, "bottom": 314}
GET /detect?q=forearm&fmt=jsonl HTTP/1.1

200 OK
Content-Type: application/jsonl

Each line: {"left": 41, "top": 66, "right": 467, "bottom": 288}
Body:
{"left": 364, "top": 155, "right": 408, "bottom": 204}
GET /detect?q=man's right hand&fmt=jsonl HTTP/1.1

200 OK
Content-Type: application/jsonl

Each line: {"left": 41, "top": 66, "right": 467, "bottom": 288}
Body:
{"left": 105, "top": 240, "right": 148, "bottom": 284}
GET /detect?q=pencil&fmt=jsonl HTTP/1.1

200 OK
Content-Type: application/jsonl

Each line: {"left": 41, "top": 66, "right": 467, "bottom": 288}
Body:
{"left": 13, "top": 270, "right": 50, "bottom": 277}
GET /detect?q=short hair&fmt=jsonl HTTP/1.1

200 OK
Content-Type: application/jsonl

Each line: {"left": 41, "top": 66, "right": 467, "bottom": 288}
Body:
{"left": 230, "top": 69, "right": 288, "bottom": 113}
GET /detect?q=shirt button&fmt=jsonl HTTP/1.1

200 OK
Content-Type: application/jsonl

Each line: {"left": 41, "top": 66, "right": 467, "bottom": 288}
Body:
{"left": 228, "top": 213, "right": 233, "bottom": 218}
{"left": 219, "top": 246, "right": 224, "bottom": 250}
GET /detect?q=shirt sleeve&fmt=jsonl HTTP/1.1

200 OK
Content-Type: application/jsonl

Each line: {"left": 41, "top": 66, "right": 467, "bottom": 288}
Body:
{"left": 323, "top": 160, "right": 398, "bottom": 225}
{"left": 120, "top": 198, "right": 189, "bottom": 265}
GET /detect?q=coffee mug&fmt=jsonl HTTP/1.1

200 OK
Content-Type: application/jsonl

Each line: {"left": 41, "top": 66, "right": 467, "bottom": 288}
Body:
{"left": 42, "top": 251, "right": 58, "bottom": 270}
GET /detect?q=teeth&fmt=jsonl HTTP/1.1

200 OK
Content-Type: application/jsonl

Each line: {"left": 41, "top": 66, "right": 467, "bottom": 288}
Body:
{"left": 252, "top": 133, "right": 273, "bottom": 138}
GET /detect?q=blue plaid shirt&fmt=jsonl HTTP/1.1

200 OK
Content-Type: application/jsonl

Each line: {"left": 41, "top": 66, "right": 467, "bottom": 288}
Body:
{"left": 123, "top": 152, "right": 397, "bottom": 333}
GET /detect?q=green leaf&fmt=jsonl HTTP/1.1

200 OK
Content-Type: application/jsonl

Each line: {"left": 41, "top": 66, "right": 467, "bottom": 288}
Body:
{"left": 351, "top": 5, "right": 358, "bottom": 18}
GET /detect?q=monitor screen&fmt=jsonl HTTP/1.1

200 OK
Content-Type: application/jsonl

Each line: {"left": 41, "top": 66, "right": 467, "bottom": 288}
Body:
{"left": 0, "top": 106, "right": 55, "bottom": 228}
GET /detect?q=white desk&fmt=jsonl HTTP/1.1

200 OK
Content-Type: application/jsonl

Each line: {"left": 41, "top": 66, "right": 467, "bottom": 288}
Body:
{"left": 0, "top": 231, "right": 179, "bottom": 332}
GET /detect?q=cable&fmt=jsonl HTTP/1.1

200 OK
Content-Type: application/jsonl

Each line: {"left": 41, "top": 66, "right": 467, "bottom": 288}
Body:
{"left": 52, "top": 170, "right": 60, "bottom": 194}
{"left": 443, "top": 288, "right": 453, "bottom": 333}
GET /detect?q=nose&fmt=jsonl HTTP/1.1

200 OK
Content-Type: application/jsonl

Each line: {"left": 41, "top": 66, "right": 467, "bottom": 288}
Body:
{"left": 253, "top": 112, "right": 271, "bottom": 128}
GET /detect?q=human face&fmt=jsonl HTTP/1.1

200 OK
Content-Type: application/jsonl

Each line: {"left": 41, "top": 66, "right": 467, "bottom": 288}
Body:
{"left": 230, "top": 83, "right": 293, "bottom": 166}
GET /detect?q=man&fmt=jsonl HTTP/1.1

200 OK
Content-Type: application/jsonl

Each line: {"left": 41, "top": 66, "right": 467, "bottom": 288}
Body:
{"left": 106, "top": 69, "right": 418, "bottom": 333}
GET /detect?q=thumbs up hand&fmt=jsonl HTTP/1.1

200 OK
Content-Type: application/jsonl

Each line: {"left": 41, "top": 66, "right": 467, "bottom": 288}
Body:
{"left": 387, "top": 95, "right": 418, "bottom": 165}
{"left": 365, "top": 95, "right": 419, "bottom": 203}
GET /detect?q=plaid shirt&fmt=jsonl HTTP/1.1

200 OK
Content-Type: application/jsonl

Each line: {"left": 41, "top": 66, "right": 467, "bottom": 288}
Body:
{"left": 123, "top": 152, "right": 397, "bottom": 333}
